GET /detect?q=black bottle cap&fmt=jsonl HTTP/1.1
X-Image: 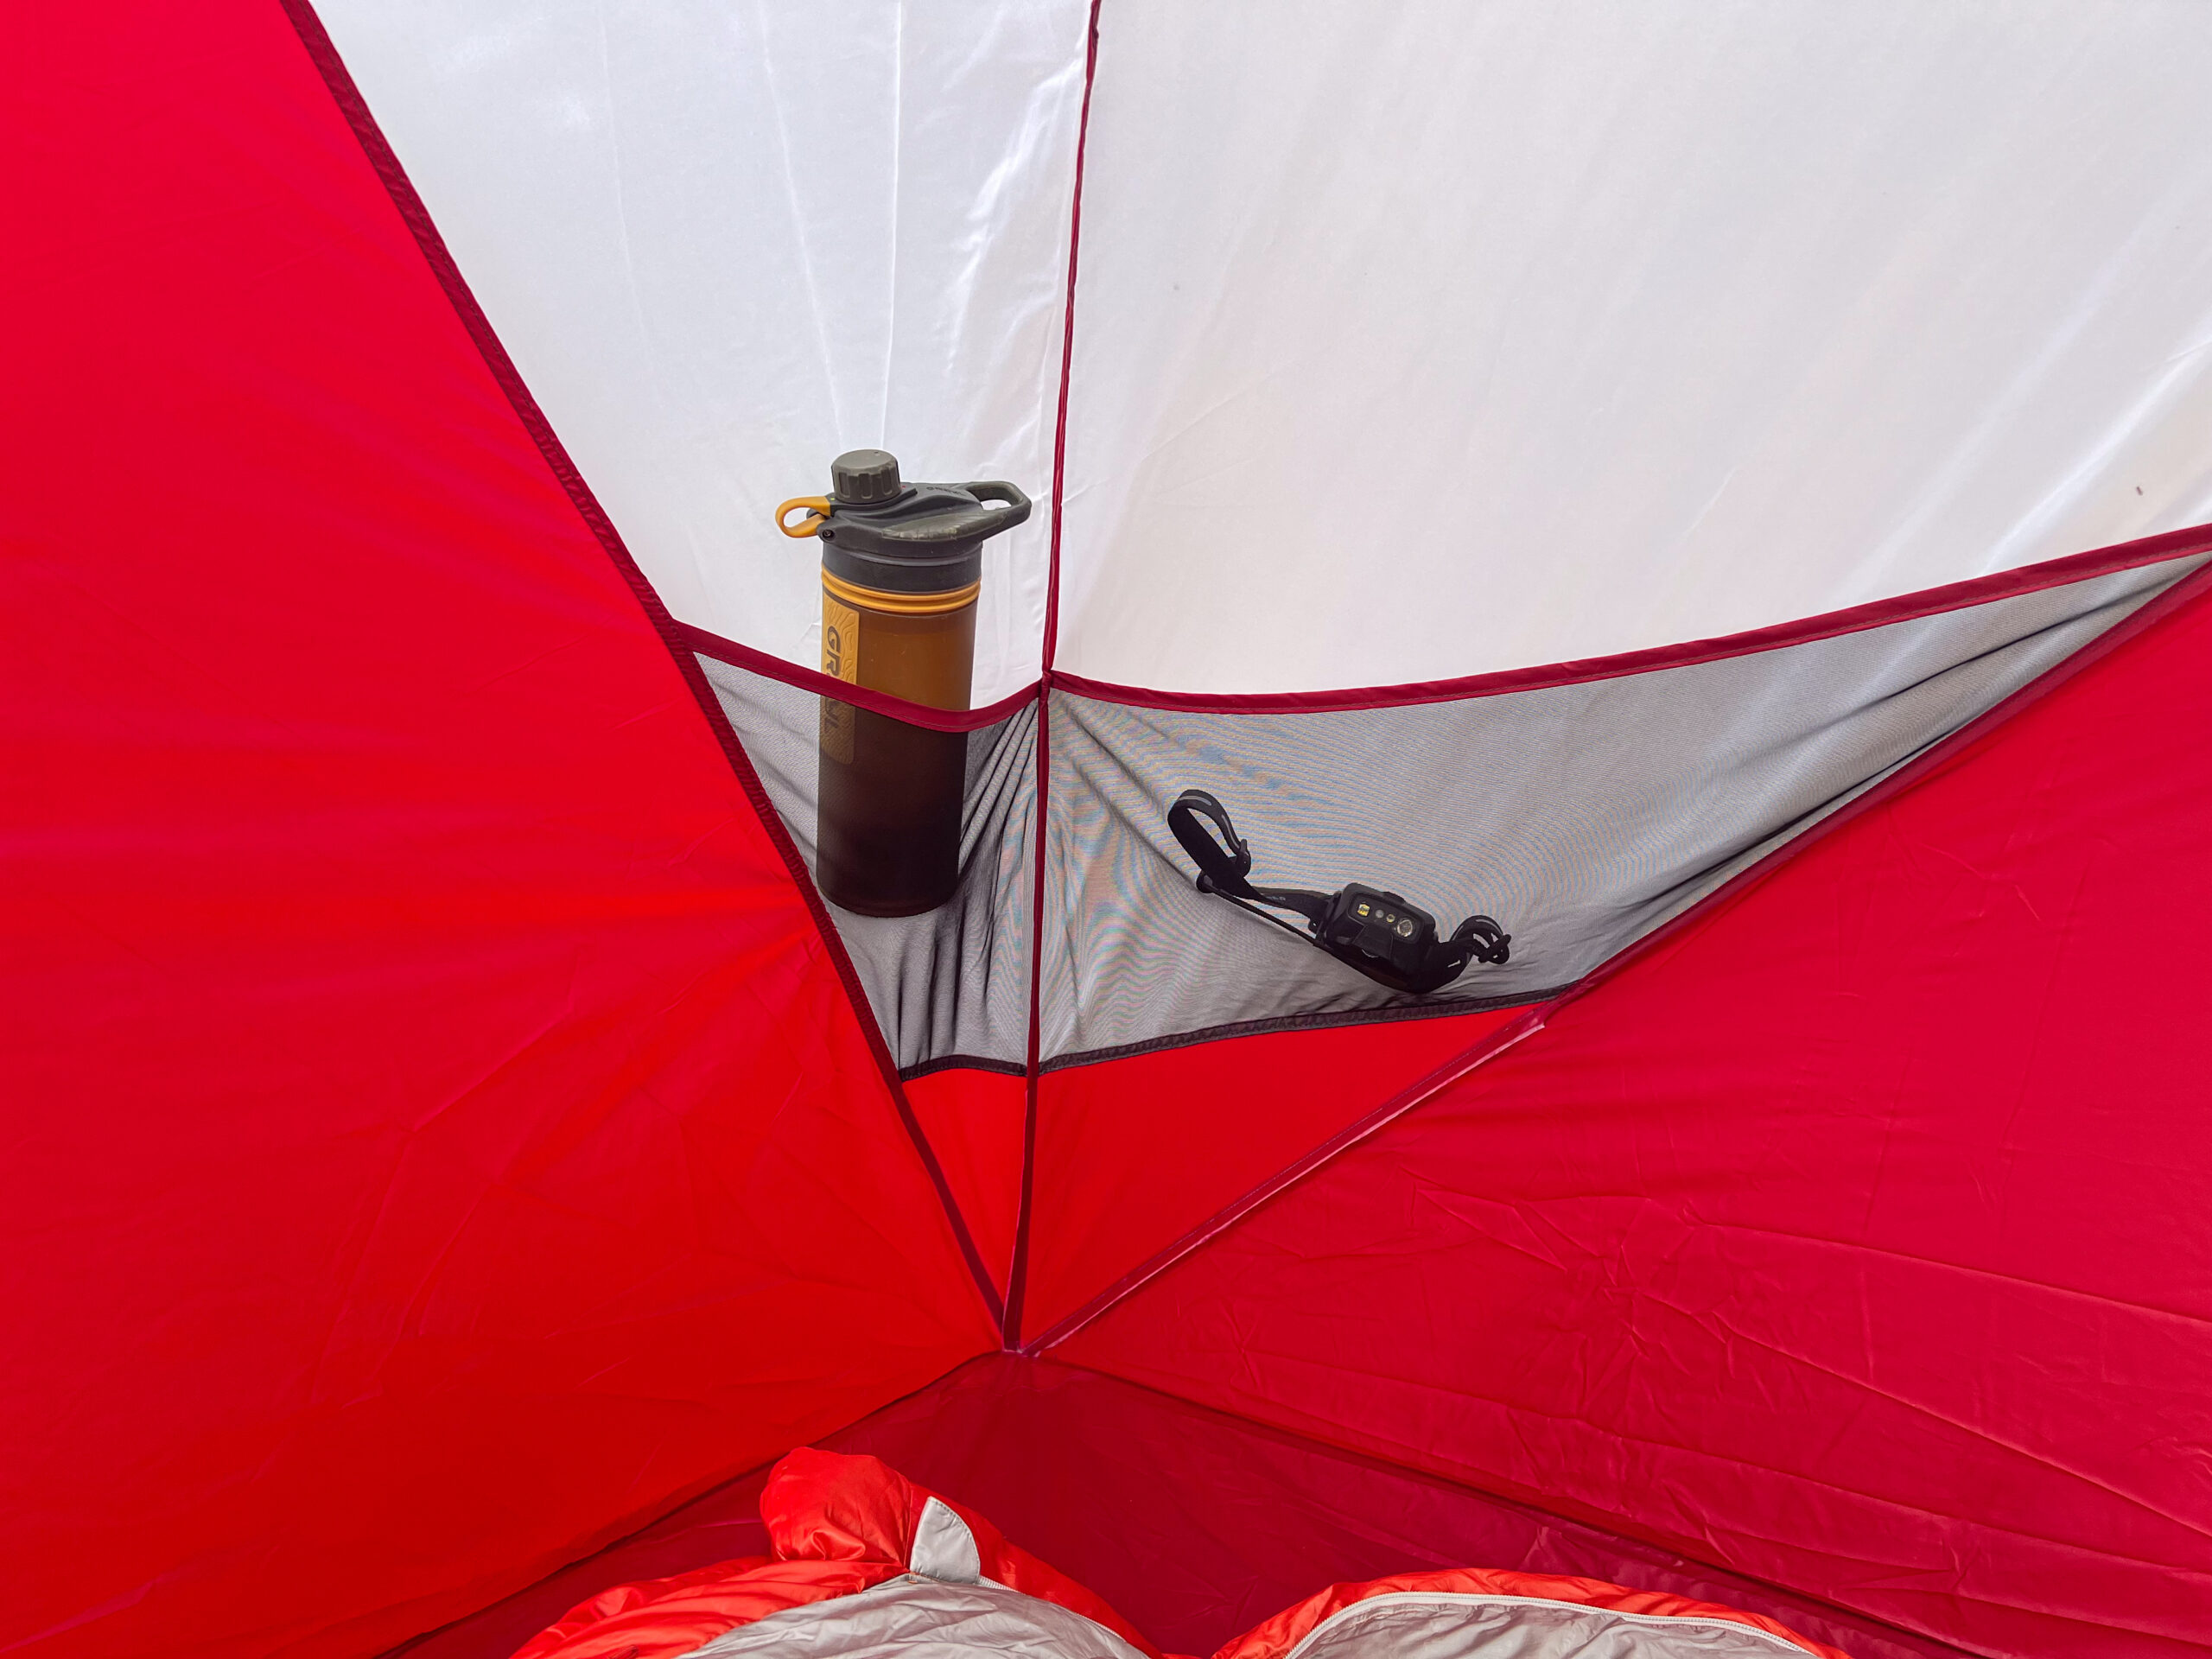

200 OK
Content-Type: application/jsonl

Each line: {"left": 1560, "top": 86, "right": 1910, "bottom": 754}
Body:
{"left": 815, "top": 455, "right": 1033, "bottom": 594}
{"left": 831, "top": 448, "right": 902, "bottom": 505}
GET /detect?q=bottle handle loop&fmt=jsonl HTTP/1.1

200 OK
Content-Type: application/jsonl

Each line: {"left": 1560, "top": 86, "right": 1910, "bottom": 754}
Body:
{"left": 777, "top": 496, "right": 832, "bottom": 537}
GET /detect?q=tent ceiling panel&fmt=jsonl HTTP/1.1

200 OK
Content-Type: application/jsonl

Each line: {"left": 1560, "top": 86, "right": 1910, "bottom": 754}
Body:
{"left": 1060, "top": 574, "right": 2212, "bottom": 1656}
{"left": 313, "top": 0, "right": 1090, "bottom": 704}
{"left": 1056, "top": 0, "right": 2212, "bottom": 692}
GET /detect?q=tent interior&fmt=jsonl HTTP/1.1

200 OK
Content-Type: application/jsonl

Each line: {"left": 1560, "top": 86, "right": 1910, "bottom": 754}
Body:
{"left": 9, "top": 3, "right": 2212, "bottom": 1659}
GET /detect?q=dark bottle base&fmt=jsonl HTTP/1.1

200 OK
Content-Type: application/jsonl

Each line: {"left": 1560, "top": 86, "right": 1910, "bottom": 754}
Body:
{"left": 817, "top": 703, "right": 967, "bottom": 917}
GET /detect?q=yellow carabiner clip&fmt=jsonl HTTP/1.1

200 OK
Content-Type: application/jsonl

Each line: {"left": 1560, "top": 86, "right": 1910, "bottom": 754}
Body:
{"left": 776, "top": 496, "right": 833, "bottom": 538}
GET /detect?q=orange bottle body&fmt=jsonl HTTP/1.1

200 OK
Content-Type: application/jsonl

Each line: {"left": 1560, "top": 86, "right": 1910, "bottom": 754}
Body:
{"left": 817, "top": 574, "right": 977, "bottom": 916}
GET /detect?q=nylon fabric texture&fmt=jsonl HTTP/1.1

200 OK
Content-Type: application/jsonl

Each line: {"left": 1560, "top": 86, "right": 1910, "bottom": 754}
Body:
{"left": 1223, "top": 1574, "right": 1847, "bottom": 1659}
{"left": 1060, "top": 578, "right": 2212, "bottom": 1656}
{"left": 519, "top": 1484, "right": 1858, "bottom": 1659}
{"left": 302, "top": 0, "right": 2212, "bottom": 698}
{"left": 0, "top": 8, "right": 993, "bottom": 1657}
{"left": 906, "top": 1069, "right": 1029, "bottom": 1298}
{"left": 11, "top": 2, "right": 2212, "bottom": 1656}
{"left": 686, "top": 1578, "right": 1148, "bottom": 1659}
{"left": 511, "top": 1560, "right": 895, "bottom": 1659}
{"left": 1053, "top": 0, "right": 2212, "bottom": 692}
{"left": 1019, "top": 1009, "right": 1528, "bottom": 1344}
{"left": 396, "top": 1358, "right": 1964, "bottom": 1659}
{"left": 512, "top": 1449, "right": 1159, "bottom": 1659}
{"left": 1262, "top": 1594, "right": 1816, "bottom": 1659}
{"left": 308, "top": 0, "right": 1092, "bottom": 704}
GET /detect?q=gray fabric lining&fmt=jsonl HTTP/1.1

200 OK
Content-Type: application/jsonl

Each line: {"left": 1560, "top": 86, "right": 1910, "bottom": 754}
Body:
{"left": 682, "top": 1573, "right": 1146, "bottom": 1659}
{"left": 1039, "top": 556, "right": 2202, "bottom": 1061}
{"left": 910, "top": 1497, "right": 984, "bottom": 1585}
{"left": 698, "top": 656, "right": 1037, "bottom": 1070}
{"left": 1284, "top": 1592, "right": 1816, "bottom": 1659}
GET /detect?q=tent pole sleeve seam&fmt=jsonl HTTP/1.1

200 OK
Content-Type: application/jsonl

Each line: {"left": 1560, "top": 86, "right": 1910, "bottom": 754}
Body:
{"left": 1005, "top": 677, "right": 1050, "bottom": 1350}
{"left": 1038, "top": 0, "right": 1102, "bottom": 676}
{"left": 1006, "top": 0, "right": 1105, "bottom": 1351}
{"left": 1024, "top": 1010, "right": 1549, "bottom": 1353}
{"left": 275, "top": 0, "right": 1005, "bottom": 1332}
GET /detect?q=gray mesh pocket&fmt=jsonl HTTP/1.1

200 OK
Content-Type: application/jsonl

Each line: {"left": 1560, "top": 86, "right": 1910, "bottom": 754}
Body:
{"left": 1039, "top": 556, "right": 2201, "bottom": 1063}
{"left": 698, "top": 654, "right": 1036, "bottom": 1071}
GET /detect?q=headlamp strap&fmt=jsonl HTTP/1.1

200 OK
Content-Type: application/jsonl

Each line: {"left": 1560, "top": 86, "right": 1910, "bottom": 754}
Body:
{"left": 1166, "top": 790, "right": 1510, "bottom": 995}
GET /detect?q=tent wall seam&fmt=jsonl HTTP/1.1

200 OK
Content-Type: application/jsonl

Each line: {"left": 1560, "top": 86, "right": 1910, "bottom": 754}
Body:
{"left": 1052, "top": 519, "right": 2212, "bottom": 715}
{"left": 690, "top": 524, "right": 2209, "bottom": 721}
{"left": 1021, "top": 1011, "right": 1549, "bottom": 1354}
{"left": 887, "top": 996, "right": 1565, "bottom": 1084}
{"left": 1027, "top": 550, "right": 2212, "bottom": 1354}
{"left": 1033, "top": 990, "right": 1567, "bottom": 1074}
{"left": 276, "top": 0, "right": 1005, "bottom": 1330}
{"left": 1004, "top": 0, "right": 1109, "bottom": 1351}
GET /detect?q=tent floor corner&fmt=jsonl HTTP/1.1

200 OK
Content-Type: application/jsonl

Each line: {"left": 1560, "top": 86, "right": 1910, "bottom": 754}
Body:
{"left": 393, "top": 1356, "right": 1963, "bottom": 1659}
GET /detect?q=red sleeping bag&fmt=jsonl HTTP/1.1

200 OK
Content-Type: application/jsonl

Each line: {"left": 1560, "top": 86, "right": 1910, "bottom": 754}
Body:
{"left": 516, "top": 1452, "right": 1849, "bottom": 1659}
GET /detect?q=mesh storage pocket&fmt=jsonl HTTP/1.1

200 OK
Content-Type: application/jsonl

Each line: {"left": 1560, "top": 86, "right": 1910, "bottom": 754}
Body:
{"left": 699, "top": 652, "right": 1036, "bottom": 1072}
{"left": 1039, "top": 555, "right": 2203, "bottom": 1064}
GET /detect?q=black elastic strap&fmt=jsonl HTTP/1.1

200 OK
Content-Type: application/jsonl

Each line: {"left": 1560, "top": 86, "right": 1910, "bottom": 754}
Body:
{"left": 1167, "top": 790, "right": 1510, "bottom": 995}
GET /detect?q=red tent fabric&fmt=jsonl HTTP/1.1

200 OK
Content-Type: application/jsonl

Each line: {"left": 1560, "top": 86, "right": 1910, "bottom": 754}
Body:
{"left": 507, "top": 1447, "right": 1160, "bottom": 1659}
{"left": 7, "top": 4, "right": 2210, "bottom": 1659}
{"left": 3, "top": 9, "right": 989, "bottom": 1654}
{"left": 1063, "top": 570, "right": 2212, "bottom": 1655}
{"left": 505, "top": 1446, "right": 1853, "bottom": 1659}
{"left": 397, "top": 1360, "right": 1960, "bottom": 1659}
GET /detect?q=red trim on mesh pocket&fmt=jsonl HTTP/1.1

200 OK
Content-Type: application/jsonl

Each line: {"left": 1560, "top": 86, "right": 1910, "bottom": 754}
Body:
{"left": 676, "top": 620, "right": 1039, "bottom": 734}
{"left": 1053, "top": 522, "right": 2212, "bottom": 715}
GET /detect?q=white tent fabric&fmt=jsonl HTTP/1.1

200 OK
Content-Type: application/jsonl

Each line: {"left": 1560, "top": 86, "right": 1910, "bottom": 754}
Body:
{"left": 320, "top": 0, "right": 2212, "bottom": 698}
{"left": 318, "top": 0, "right": 1089, "bottom": 704}
{"left": 1056, "top": 0, "right": 2212, "bottom": 691}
